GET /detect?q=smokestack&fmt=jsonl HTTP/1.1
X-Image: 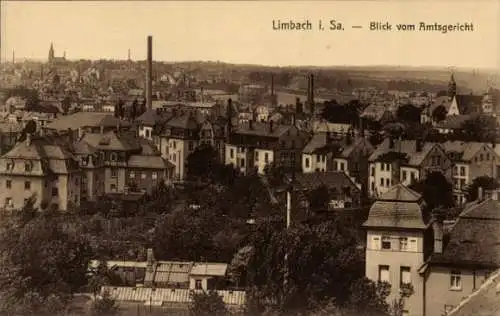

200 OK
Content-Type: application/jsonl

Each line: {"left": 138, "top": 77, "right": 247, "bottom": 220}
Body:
{"left": 478, "top": 186, "right": 484, "bottom": 202}
{"left": 286, "top": 190, "right": 292, "bottom": 228}
{"left": 308, "top": 74, "right": 315, "bottom": 114}
{"left": 269, "top": 120, "right": 274, "bottom": 133}
{"left": 146, "top": 35, "right": 153, "bottom": 110}
{"left": 12, "top": 50, "right": 15, "bottom": 64}
{"left": 128, "top": 49, "right": 131, "bottom": 61}
{"left": 271, "top": 74, "right": 275, "bottom": 96}
{"left": 432, "top": 216, "right": 443, "bottom": 254}
{"left": 201, "top": 87, "right": 204, "bottom": 103}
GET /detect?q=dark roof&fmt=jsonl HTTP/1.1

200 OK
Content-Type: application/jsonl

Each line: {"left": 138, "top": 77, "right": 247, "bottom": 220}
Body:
{"left": 368, "top": 138, "right": 440, "bottom": 166}
{"left": 136, "top": 109, "right": 172, "bottom": 126}
{"left": 455, "top": 94, "right": 483, "bottom": 114}
{"left": 165, "top": 113, "right": 199, "bottom": 130}
{"left": 80, "top": 130, "right": 141, "bottom": 151}
{"left": 289, "top": 171, "right": 360, "bottom": 192}
{"left": 429, "top": 199, "right": 500, "bottom": 267}
{"left": 234, "top": 121, "right": 295, "bottom": 138}
{"left": 436, "top": 114, "right": 477, "bottom": 130}
{"left": 363, "top": 184, "right": 428, "bottom": 230}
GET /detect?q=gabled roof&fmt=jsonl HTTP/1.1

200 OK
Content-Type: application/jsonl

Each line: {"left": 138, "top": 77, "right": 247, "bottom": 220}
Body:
{"left": 436, "top": 113, "right": 477, "bottom": 130}
{"left": 442, "top": 141, "right": 497, "bottom": 162}
{"left": 137, "top": 109, "right": 173, "bottom": 126}
{"left": 455, "top": 94, "right": 483, "bottom": 115}
{"left": 233, "top": 121, "right": 294, "bottom": 138}
{"left": 80, "top": 131, "right": 141, "bottom": 151}
{"left": 289, "top": 171, "right": 361, "bottom": 192}
{"left": 165, "top": 113, "right": 199, "bottom": 130}
{"left": 45, "top": 112, "right": 130, "bottom": 130}
{"left": 368, "top": 138, "right": 439, "bottom": 166}
{"left": 429, "top": 199, "right": 500, "bottom": 267}
{"left": 363, "top": 184, "right": 428, "bottom": 230}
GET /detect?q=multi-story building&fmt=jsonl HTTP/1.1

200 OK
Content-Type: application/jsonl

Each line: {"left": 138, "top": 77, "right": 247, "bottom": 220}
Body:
{"left": 421, "top": 196, "right": 500, "bottom": 316}
{"left": 364, "top": 183, "right": 500, "bottom": 316}
{"left": 442, "top": 141, "right": 500, "bottom": 205}
{"left": 302, "top": 132, "right": 374, "bottom": 190}
{"left": 363, "top": 184, "right": 435, "bottom": 316}
{"left": 158, "top": 112, "right": 200, "bottom": 181}
{"left": 78, "top": 130, "right": 173, "bottom": 194}
{"left": 225, "top": 120, "right": 309, "bottom": 175}
{"left": 368, "top": 138, "right": 452, "bottom": 198}
{"left": 0, "top": 133, "right": 81, "bottom": 211}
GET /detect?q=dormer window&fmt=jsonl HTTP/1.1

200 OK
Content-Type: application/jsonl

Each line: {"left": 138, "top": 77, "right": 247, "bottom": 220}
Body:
{"left": 24, "top": 162, "right": 33, "bottom": 172}
{"left": 110, "top": 153, "right": 117, "bottom": 161}
{"left": 6, "top": 161, "right": 14, "bottom": 171}
{"left": 381, "top": 236, "right": 391, "bottom": 250}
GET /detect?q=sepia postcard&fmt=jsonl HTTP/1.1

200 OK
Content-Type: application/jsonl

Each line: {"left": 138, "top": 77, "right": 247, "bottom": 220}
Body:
{"left": 0, "top": 1, "right": 499, "bottom": 315}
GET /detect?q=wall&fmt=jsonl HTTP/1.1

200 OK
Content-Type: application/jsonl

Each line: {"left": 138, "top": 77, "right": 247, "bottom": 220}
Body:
{"left": 469, "top": 145, "right": 498, "bottom": 181}
{"left": 366, "top": 230, "right": 426, "bottom": 316}
{"left": 254, "top": 149, "right": 274, "bottom": 174}
{"left": 0, "top": 175, "right": 44, "bottom": 210}
{"left": 400, "top": 166, "right": 420, "bottom": 186}
{"left": 369, "top": 162, "right": 393, "bottom": 197}
{"left": 425, "top": 266, "right": 491, "bottom": 316}
{"left": 302, "top": 154, "right": 314, "bottom": 173}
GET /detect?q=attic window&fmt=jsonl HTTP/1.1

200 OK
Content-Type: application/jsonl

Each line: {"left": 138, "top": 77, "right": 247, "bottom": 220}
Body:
{"left": 98, "top": 137, "right": 110, "bottom": 145}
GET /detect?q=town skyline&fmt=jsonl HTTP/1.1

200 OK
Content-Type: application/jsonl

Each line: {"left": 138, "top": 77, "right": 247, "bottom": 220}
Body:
{"left": 1, "top": 1, "right": 498, "bottom": 69}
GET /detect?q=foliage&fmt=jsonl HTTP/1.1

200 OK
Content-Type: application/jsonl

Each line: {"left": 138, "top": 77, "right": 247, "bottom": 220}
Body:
{"left": 458, "top": 115, "right": 498, "bottom": 142}
{"left": 377, "top": 151, "right": 409, "bottom": 164}
{"left": 431, "top": 105, "right": 447, "bottom": 123}
{"left": 308, "top": 185, "right": 330, "bottom": 212}
{"left": 190, "top": 290, "right": 229, "bottom": 316}
{"left": 396, "top": 104, "right": 421, "bottom": 124}
{"left": 466, "top": 176, "right": 498, "bottom": 201}
{"left": 187, "top": 144, "right": 239, "bottom": 186}
{"left": 17, "top": 119, "right": 37, "bottom": 142}
{"left": 321, "top": 101, "right": 359, "bottom": 125}
{"left": 89, "top": 290, "right": 119, "bottom": 316}
{"left": 0, "top": 204, "right": 93, "bottom": 315}
{"left": 244, "top": 216, "right": 387, "bottom": 315}
{"left": 410, "top": 171, "right": 454, "bottom": 212}
{"left": 264, "top": 162, "right": 288, "bottom": 188}
{"left": 114, "top": 99, "right": 125, "bottom": 119}
{"left": 390, "top": 283, "right": 414, "bottom": 316}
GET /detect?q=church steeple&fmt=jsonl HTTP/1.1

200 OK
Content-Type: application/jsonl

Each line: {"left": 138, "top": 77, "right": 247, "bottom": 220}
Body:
{"left": 48, "top": 43, "right": 55, "bottom": 62}
{"left": 448, "top": 73, "right": 457, "bottom": 100}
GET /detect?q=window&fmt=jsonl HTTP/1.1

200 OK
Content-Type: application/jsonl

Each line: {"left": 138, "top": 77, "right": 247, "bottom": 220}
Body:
{"left": 371, "top": 166, "right": 375, "bottom": 177}
{"left": 5, "top": 197, "right": 12, "bottom": 207}
{"left": 195, "top": 279, "right": 202, "bottom": 290}
{"left": 340, "top": 163, "right": 345, "bottom": 171}
{"left": 152, "top": 172, "right": 158, "bottom": 180}
{"left": 382, "top": 236, "right": 391, "bottom": 250}
{"left": 400, "top": 266, "right": 411, "bottom": 285}
{"left": 24, "top": 162, "right": 32, "bottom": 172}
{"left": 399, "top": 237, "right": 408, "bottom": 251}
{"left": 110, "top": 184, "right": 117, "bottom": 192}
{"left": 453, "top": 166, "right": 458, "bottom": 176}
{"left": 52, "top": 187, "right": 58, "bottom": 197}
{"left": 173, "top": 141, "right": 176, "bottom": 149}
{"left": 24, "top": 181, "right": 31, "bottom": 190}
{"left": 450, "top": 271, "right": 462, "bottom": 290}
{"left": 371, "top": 181, "right": 375, "bottom": 192}
{"left": 141, "top": 172, "right": 146, "bottom": 179}
{"left": 378, "top": 265, "right": 390, "bottom": 283}
{"left": 111, "top": 169, "right": 118, "bottom": 178}
{"left": 130, "top": 171, "right": 135, "bottom": 178}
{"left": 255, "top": 151, "right": 259, "bottom": 161}
{"left": 402, "top": 171, "right": 407, "bottom": 181}
{"left": 6, "top": 162, "right": 13, "bottom": 171}
{"left": 230, "top": 148, "right": 234, "bottom": 159}
{"left": 305, "top": 157, "right": 310, "bottom": 168}
{"left": 371, "top": 236, "right": 380, "bottom": 250}
{"left": 460, "top": 166, "right": 465, "bottom": 177}
{"left": 265, "top": 153, "right": 269, "bottom": 163}
{"left": 189, "top": 141, "right": 194, "bottom": 151}
{"left": 334, "top": 161, "right": 338, "bottom": 170}
{"left": 385, "top": 178, "right": 390, "bottom": 187}
{"left": 5, "top": 180, "right": 11, "bottom": 189}
{"left": 381, "top": 163, "right": 385, "bottom": 171}
{"left": 240, "top": 158, "right": 245, "bottom": 168}
{"left": 173, "top": 153, "right": 176, "bottom": 162}
{"left": 380, "top": 178, "right": 384, "bottom": 186}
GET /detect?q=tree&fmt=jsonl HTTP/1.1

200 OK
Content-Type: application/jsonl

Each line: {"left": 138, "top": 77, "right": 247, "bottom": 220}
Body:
{"left": 129, "top": 99, "right": 138, "bottom": 121}
{"left": 431, "top": 105, "right": 447, "bottom": 123}
{"left": 409, "top": 171, "right": 454, "bottom": 211}
{"left": 466, "top": 176, "right": 498, "bottom": 201}
{"left": 244, "top": 216, "right": 386, "bottom": 315}
{"left": 61, "top": 96, "right": 71, "bottom": 113}
{"left": 264, "top": 162, "right": 288, "bottom": 187}
{"left": 89, "top": 290, "right": 119, "bottom": 316}
{"left": 0, "top": 207, "right": 92, "bottom": 315}
{"left": 308, "top": 185, "right": 330, "bottom": 212}
{"left": 458, "top": 116, "right": 498, "bottom": 142}
{"left": 186, "top": 144, "right": 221, "bottom": 182}
{"left": 190, "top": 290, "right": 229, "bottom": 316}
{"left": 396, "top": 104, "right": 421, "bottom": 124}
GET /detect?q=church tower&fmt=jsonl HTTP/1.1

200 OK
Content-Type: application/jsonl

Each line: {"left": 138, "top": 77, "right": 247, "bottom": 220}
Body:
{"left": 448, "top": 73, "right": 457, "bottom": 100}
{"left": 48, "top": 43, "right": 55, "bottom": 63}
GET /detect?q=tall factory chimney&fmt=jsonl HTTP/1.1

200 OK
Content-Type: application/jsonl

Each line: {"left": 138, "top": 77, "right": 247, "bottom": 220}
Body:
{"left": 146, "top": 36, "right": 153, "bottom": 110}
{"left": 271, "top": 74, "right": 275, "bottom": 96}
{"left": 307, "top": 74, "right": 315, "bottom": 115}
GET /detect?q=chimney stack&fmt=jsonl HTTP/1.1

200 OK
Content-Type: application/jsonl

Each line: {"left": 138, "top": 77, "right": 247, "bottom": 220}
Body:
{"left": 269, "top": 120, "right": 274, "bottom": 133}
{"left": 307, "top": 74, "right": 315, "bottom": 114}
{"left": 432, "top": 216, "right": 444, "bottom": 254}
{"left": 389, "top": 137, "right": 395, "bottom": 149}
{"left": 416, "top": 138, "right": 423, "bottom": 152}
{"left": 26, "top": 133, "right": 31, "bottom": 146}
{"left": 295, "top": 97, "right": 303, "bottom": 114}
{"left": 286, "top": 189, "right": 292, "bottom": 229}
{"left": 478, "top": 186, "right": 484, "bottom": 201}
{"left": 200, "top": 87, "right": 204, "bottom": 103}
{"left": 146, "top": 35, "right": 153, "bottom": 110}
{"left": 249, "top": 119, "right": 253, "bottom": 130}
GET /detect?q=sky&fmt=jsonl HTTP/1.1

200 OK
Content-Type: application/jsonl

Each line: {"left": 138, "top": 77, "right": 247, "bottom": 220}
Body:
{"left": 1, "top": 0, "right": 499, "bottom": 69}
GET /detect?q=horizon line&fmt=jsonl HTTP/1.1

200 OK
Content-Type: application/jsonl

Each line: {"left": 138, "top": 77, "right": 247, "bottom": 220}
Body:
{"left": 3, "top": 58, "right": 498, "bottom": 72}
